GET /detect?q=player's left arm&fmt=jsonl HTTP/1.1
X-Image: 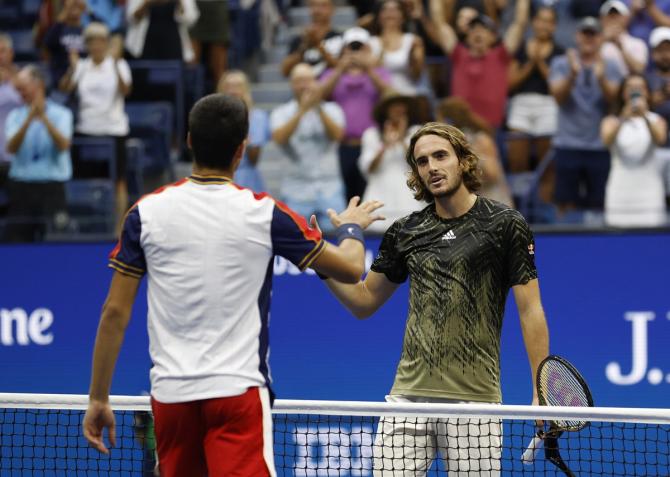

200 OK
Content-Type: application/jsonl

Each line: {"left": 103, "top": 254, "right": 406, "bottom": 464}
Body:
{"left": 513, "top": 279, "right": 549, "bottom": 405}
{"left": 83, "top": 272, "right": 141, "bottom": 454}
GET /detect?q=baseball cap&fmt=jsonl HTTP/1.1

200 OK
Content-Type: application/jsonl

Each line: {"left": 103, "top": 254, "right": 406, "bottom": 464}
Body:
{"left": 342, "top": 27, "right": 371, "bottom": 47}
{"left": 599, "top": 0, "right": 630, "bottom": 16}
{"left": 650, "top": 26, "right": 670, "bottom": 48}
{"left": 577, "top": 17, "right": 602, "bottom": 34}
{"left": 469, "top": 14, "right": 498, "bottom": 33}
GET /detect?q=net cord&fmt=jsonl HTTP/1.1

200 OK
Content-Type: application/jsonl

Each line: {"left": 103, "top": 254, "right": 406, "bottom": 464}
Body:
{"left": 1, "top": 393, "right": 669, "bottom": 424}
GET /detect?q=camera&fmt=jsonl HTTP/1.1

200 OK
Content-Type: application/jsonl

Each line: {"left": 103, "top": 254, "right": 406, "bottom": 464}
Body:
{"left": 348, "top": 41, "right": 364, "bottom": 51}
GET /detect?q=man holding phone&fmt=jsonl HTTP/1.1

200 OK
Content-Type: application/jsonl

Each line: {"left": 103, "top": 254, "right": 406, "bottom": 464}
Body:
{"left": 320, "top": 27, "right": 392, "bottom": 201}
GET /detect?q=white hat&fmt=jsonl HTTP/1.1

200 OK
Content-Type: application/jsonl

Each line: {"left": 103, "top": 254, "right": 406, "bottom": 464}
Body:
{"left": 650, "top": 26, "right": 670, "bottom": 48}
{"left": 599, "top": 0, "right": 630, "bottom": 16}
{"left": 342, "top": 27, "right": 371, "bottom": 47}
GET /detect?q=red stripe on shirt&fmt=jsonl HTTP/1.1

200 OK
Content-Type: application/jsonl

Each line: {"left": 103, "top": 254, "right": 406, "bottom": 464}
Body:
{"left": 229, "top": 183, "right": 322, "bottom": 244}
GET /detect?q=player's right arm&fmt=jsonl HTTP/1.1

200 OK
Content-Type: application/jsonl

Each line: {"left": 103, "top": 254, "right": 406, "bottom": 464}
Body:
{"left": 84, "top": 206, "right": 146, "bottom": 453}
{"left": 84, "top": 271, "right": 141, "bottom": 454}
{"left": 321, "top": 271, "right": 399, "bottom": 319}
{"left": 308, "top": 197, "right": 384, "bottom": 283}
{"left": 312, "top": 211, "right": 403, "bottom": 318}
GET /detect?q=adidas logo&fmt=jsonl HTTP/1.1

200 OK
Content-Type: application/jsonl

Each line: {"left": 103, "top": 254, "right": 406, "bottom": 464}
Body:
{"left": 442, "top": 230, "right": 456, "bottom": 241}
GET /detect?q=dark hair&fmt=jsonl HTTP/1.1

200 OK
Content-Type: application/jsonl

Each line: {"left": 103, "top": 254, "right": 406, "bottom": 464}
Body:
{"left": 615, "top": 73, "right": 650, "bottom": 114}
{"left": 372, "top": 0, "right": 409, "bottom": 35}
{"left": 531, "top": 5, "right": 557, "bottom": 21}
{"left": 405, "top": 122, "right": 481, "bottom": 202}
{"left": 188, "top": 94, "right": 249, "bottom": 169}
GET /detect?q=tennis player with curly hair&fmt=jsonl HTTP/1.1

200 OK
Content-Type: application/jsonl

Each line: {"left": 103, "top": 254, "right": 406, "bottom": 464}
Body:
{"left": 319, "top": 122, "right": 550, "bottom": 475}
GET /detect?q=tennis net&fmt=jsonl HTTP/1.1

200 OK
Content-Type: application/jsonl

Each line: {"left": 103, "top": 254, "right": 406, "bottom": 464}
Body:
{"left": 1, "top": 393, "right": 669, "bottom": 476}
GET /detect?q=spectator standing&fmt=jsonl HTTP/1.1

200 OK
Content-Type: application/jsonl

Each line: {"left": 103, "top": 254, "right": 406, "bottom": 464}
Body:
{"left": 125, "top": 0, "right": 200, "bottom": 61}
{"left": 60, "top": 22, "right": 132, "bottom": 236}
{"left": 600, "top": 0, "right": 649, "bottom": 75}
{"left": 601, "top": 74, "right": 668, "bottom": 226}
{"left": 507, "top": 6, "right": 563, "bottom": 174}
{"left": 4, "top": 66, "right": 73, "bottom": 242}
{"left": 281, "top": 0, "right": 342, "bottom": 77}
{"left": 217, "top": 70, "right": 269, "bottom": 192}
{"left": 368, "top": 0, "right": 426, "bottom": 96}
{"left": 0, "top": 34, "right": 21, "bottom": 182}
{"left": 359, "top": 92, "right": 422, "bottom": 234}
{"left": 549, "top": 17, "right": 624, "bottom": 214}
{"left": 270, "top": 63, "right": 346, "bottom": 232}
{"left": 647, "top": 26, "right": 670, "bottom": 126}
{"left": 44, "top": 0, "right": 87, "bottom": 88}
{"left": 321, "top": 27, "right": 392, "bottom": 201}
{"left": 190, "top": 0, "right": 229, "bottom": 85}
{"left": 439, "top": 0, "right": 530, "bottom": 129}
{"left": 86, "top": 0, "right": 126, "bottom": 58}
{"left": 438, "top": 96, "right": 514, "bottom": 207}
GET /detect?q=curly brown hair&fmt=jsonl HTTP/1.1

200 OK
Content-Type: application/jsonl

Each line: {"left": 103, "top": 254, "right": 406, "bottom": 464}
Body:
{"left": 406, "top": 122, "right": 482, "bottom": 203}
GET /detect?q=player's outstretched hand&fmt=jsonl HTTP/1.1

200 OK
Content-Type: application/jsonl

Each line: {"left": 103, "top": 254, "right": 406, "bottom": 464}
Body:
{"left": 327, "top": 196, "right": 385, "bottom": 230}
{"left": 83, "top": 400, "right": 116, "bottom": 454}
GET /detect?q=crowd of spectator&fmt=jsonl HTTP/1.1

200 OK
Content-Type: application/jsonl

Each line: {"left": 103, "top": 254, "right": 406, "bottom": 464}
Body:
{"left": 1, "top": 0, "right": 670, "bottom": 243}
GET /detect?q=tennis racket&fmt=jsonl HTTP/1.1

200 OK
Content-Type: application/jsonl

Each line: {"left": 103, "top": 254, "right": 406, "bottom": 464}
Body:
{"left": 521, "top": 355, "right": 594, "bottom": 476}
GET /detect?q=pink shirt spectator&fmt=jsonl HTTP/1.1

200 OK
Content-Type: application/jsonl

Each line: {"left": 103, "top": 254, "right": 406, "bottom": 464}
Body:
{"left": 451, "top": 43, "right": 510, "bottom": 128}
{"left": 321, "top": 67, "right": 391, "bottom": 141}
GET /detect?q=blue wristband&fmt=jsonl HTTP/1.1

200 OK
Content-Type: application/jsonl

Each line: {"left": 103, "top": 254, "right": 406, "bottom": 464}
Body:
{"left": 335, "top": 223, "right": 364, "bottom": 244}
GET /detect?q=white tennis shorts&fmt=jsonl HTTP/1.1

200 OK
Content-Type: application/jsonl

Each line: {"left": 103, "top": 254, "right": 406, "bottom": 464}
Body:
{"left": 373, "top": 395, "right": 502, "bottom": 477}
{"left": 507, "top": 92, "right": 558, "bottom": 136}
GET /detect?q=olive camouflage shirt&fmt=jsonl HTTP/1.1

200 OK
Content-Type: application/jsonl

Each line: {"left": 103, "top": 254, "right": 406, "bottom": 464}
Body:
{"left": 371, "top": 197, "right": 537, "bottom": 402}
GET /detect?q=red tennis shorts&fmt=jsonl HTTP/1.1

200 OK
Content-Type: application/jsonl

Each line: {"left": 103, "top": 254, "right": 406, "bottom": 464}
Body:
{"left": 151, "top": 387, "right": 275, "bottom": 477}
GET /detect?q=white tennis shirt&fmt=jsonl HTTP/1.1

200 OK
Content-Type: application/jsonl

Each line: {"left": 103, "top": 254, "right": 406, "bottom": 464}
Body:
{"left": 109, "top": 175, "right": 325, "bottom": 403}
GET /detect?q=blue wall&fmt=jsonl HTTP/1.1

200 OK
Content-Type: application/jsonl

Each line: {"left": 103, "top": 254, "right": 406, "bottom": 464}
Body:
{"left": 1, "top": 233, "right": 669, "bottom": 408}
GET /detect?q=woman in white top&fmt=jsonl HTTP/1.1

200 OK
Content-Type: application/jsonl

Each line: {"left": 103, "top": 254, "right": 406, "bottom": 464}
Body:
{"left": 368, "top": 0, "right": 425, "bottom": 96}
{"left": 359, "top": 92, "right": 422, "bottom": 234}
{"left": 60, "top": 22, "right": 132, "bottom": 234}
{"left": 601, "top": 74, "right": 668, "bottom": 227}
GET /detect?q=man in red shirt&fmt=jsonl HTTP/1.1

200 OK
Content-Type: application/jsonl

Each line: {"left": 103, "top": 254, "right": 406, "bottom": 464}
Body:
{"left": 438, "top": 0, "right": 530, "bottom": 129}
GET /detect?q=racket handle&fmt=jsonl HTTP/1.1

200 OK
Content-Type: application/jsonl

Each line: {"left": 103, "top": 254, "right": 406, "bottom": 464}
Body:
{"left": 521, "top": 434, "right": 544, "bottom": 465}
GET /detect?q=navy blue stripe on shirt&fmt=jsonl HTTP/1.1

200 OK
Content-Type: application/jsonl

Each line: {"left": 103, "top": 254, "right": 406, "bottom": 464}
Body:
{"left": 257, "top": 258, "right": 274, "bottom": 397}
{"left": 109, "top": 206, "right": 146, "bottom": 277}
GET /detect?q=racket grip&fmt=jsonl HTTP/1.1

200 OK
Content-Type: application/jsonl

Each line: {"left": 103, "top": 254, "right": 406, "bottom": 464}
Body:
{"left": 521, "top": 434, "right": 544, "bottom": 465}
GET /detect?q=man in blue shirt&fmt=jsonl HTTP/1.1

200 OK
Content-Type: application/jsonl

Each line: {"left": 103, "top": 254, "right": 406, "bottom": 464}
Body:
{"left": 549, "top": 17, "right": 623, "bottom": 214}
{"left": 5, "top": 65, "right": 73, "bottom": 242}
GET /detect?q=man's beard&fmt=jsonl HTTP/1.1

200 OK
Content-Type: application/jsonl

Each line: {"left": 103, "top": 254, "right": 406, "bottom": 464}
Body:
{"left": 425, "top": 173, "right": 463, "bottom": 199}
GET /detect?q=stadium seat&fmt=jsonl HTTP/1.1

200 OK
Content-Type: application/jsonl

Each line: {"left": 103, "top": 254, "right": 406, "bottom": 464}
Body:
{"left": 127, "top": 61, "right": 185, "bottom": 152}
{"left": 67, "top": 137, "right": 118, "bottom": 235}
{"left": 7, "top": 30, "right": 38, "bottom": 62}
{"left": 125, "top": 102, "right": 175, "bottom": 196}
{"left": 22, "top": 0, "right": 41, "bottom": 16}
{"left": 0, "top": 186, "right": 8, "bottom": 237}
{"left": 508, "top": 149, "right": 556, "bottom": 223}
{"left": 71, "top": 136, "right": 117, "bottom": 183}
{"left": 0, "top": 5, "right": 20, "bottom": 29}
{"left": 65, "top": 179, "right": 115, "bottom": 234}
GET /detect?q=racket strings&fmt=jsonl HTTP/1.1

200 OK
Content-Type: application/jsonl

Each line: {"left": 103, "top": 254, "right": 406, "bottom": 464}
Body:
{"left": 539, "top": 361, "right": 590, "bottom": 430}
